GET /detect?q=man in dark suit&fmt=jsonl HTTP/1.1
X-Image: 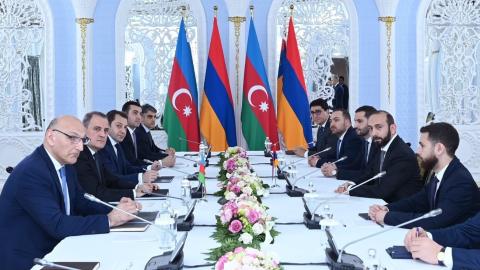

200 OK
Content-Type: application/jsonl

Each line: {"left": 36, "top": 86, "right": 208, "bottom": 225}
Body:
{"left": 309, "top": 109, "right": 363, "bottom": 169}
{"left": 404, "top": 212, "right": 480, "bottom": 268}
{"left": 368, "top": 122, "right": 480, "bottom": 229}
{"left": 293, "top": 98, "right": 337, "bottom": 159}
{"left": 75, "top": 112, "right": 156, "bottom": 202}
{"left": 335, "top": 110, "right": 423, "bottom": 203}
{"left": 339, "top": 76, "right": 349, "bottom": 110}
{"left": 0, "top": 116, "right": 138, "bottom": 270}
{"left": 98, "top": 110, "right": 160, "bottom": 184}
{"left": 332, "top": 74, "right": 344, "bottom": 110}
{"left": 322, "top": 105, "right": 378, "bottom": 180}
{"left": 136, "top": 104, "right": 175, "bottom": 166}
{"left": 120, "top": 101, "right": 175, "bottom": 167}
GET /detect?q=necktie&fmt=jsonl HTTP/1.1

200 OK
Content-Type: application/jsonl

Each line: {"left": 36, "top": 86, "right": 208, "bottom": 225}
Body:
{"left": 364, "top": 141, "right": 370, "bottom": 163}
{"left": 379, "top": 150, "right": 386, "bottom": 171}
{"left": 147, "top": 131, "right": 154, "bottom": 149}
{"left": 336, "top": 139, "right": 342, "bottom": 159}
{"left": 114, "top": 143, "right": 120, "bottom": 159}
{"left": 429, "top": 175, "right": 439, "bottom": 209}
{"left": 58, "top": 167, "right": 70, "bottom": 215}
{"left": 93, "top": 153, "right": 102, "bottom": 180}
{"left": 132, "top": 132, "right": 138, "bottom": 158}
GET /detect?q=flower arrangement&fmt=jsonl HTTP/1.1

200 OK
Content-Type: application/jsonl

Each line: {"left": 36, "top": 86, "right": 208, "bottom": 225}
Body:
{"left": 207, "top": 195, "right": 279, "bottom": 261}
{"left": 218, "top": 171, "right": 269, "bottom": 202}
{"left": 218, "top": 148, "right": 251, "bottom": 182}
{"left": 215, "top": 247, "right": 281, "bottom": 270}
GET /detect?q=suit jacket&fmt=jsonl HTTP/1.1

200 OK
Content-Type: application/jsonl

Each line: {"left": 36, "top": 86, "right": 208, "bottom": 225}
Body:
{"left": 316, "top": 126, "right": 363, "bottom": 170}
{"left": 308, "top": 119, "right": 337, "bottom": 163}
{"left": 98, "top": 139, "right": 145, "bottom": 183}
{"left": 0, "top": 146, "right": 110, "bottom": 270}
{"left": 74, "top": 148, "right": 136, "bottom": 202}
{"left": 120, "top": 129, "right": 149, "bottom": 166}
{"left": 384, "top": 157, "right": 480, "bottom": 229}
{"left": 337, "top": 139, "right": 380, "bottom": 180}
{"left": 349, "top": 135, "right": 423, "bottom": 203}
{"left": 333, "top": 84, "right": 344, "bottom": 109}
{"left": 135, "top": 125, "right": 168, "bottom": 161}
{"left": 340, "top": 83, "right": 349, "bottom": 110}
{"left": 431, "top": 213, "right": 480, "bottom": 269}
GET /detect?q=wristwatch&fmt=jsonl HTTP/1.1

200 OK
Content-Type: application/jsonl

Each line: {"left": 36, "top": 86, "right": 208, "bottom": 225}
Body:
{"left": 437, "top": 247, "right": 446, "bottom": 266}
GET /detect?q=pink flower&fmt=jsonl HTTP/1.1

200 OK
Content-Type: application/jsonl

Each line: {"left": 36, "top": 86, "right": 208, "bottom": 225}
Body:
{"left": 231, "top": 185, "right": 241, "bottom": 194}
{"left": 234, "top": 247, "right": 245, "bottom": 253}
{"left": 215, "top": 255, "right": 229, "bottom": 270}
{"left": 228, "top": 219, "right": 243, "bottom": 234}
{"left": 221, "top": 208, "right": 233, "bottom": 223}
{"left": 247, "top": 210, "right": 260, "bottom": 223}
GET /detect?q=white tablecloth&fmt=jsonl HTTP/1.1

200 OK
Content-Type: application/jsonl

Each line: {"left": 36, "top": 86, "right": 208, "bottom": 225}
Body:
{"left": 32, "top": 151, "right": 445, "bottom": 270}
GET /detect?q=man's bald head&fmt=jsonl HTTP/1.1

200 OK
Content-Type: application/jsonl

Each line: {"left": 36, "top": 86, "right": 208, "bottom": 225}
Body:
{"left": 44, "top": 116, "right": 86, "bottom": 165}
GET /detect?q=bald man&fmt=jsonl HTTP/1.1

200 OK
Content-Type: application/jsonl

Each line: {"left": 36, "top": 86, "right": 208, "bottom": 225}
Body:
{"left": 0, "top": 116, "right": 140, "bottom": 270}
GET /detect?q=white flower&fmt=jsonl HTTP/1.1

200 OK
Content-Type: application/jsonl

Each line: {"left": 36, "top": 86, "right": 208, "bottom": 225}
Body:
{"left": 224, "top": 260, "right": 241, "bottom": 270}
{"left": 252, "top": 223, "right": 264, "bottom": 235}
{"left": 242, "top": 186, "right": 253, "bottom": 195}
{"left": 226, "top": 172, "right": 232, "bottom": 178}
{"left": 256, "top": 187, "right": 264, "bottom": 196}
{"left": 225, "top": 191, "right": 237, "bottom": 201}
{"left": 239, "top": 232, "right": 253, "bottom": 244}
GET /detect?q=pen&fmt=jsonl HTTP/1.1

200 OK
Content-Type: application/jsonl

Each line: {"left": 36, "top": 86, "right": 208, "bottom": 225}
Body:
{"left": 416, "top": 227, "right": 419, "bottom": 238}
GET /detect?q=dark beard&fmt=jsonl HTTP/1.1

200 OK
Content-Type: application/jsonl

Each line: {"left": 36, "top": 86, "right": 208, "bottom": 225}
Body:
{"left": 373, "top": 129, "right": 392, "bottom": 148}
{"left": 419, "top": 154, "right": 438, "bottom": 173}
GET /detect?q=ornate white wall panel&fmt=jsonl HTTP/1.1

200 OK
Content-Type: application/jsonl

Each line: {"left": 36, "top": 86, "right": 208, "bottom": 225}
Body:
{"left": 116, "top": 0, "right": 207, "bottom": 117}
{"left": 418, "top": 0, "right": 480, "bottom": 180}
{"left": 267, "top": 0, "right": 359, "bottom": 112}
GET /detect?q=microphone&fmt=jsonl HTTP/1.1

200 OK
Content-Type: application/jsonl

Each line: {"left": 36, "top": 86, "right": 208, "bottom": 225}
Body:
{"left": 83, "top": 193, "right": 153, "bottom": 225}
{"left": 331, "top": 156, "right": 347, "bottom": 164}
{"left": 178, "top": 137, "right": 212, "bottom": 158}
{"left": 279, "top": 146, "right": 332, "bottom": 171}
{"left": 33, "top": 258, "right": 80, "bottom": 270}
{"left": 334, "top": 208, "right": 443, "bottom": 267}
{"left": 309, "top": 172, "right": 386, "bottom": 221}
{"left": 285, "top": 167, "right": 324, "bottom": 197}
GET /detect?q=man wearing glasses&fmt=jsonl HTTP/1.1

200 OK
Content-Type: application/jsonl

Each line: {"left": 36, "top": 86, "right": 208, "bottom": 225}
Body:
{"left": 0, "top": 116, "right": 139, "bottom": 270}
{"left": 294, "top": 98, "right": 337, "bottom": 164}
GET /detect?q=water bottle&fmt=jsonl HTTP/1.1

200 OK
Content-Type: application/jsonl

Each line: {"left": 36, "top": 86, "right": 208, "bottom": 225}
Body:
{"left": 155, "top": 201, "right": 177, "bottom": 250}
{"left": 264, "top": 137, "right": 272, "bottom": 151}
{"left": 179, "top": 177, "right": 191, "bottom": 216}
{"left": 304, "top": 180, "right": 320, "bottom": 219}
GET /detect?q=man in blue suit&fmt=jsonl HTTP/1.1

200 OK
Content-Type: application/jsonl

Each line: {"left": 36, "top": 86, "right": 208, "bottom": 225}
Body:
{"left": 404, "top": 212, "right": 480, "bottom": 269}
{"left": 309, "top": 109, "right": 363, "bottom": 170}
{"left": 98, "top": 110, "right": 160, "bottom": 184}
{"left": 321, "top": 105, "right": 379, "bottom": 180}
{"left": 368, "top": 122, "right": 480, "bottom": 229}
{"left": 0, "top": 116, "right": 139, "bottom": 270}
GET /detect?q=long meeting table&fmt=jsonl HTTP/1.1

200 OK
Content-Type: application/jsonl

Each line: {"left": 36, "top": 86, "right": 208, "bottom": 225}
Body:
{"left": 32, "top": 152, "right": 443, "bottom": 270}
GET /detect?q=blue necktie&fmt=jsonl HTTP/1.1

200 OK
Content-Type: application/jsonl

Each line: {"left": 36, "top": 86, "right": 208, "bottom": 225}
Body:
{"left": 336, "top": 139, "right": 342, "bottom": 159}
{"left": 429, "top": 175, "right": 439, "bottom": 209}
{"left": 132, "top": 132, "right": 138, "bottom": 158}
{"left": 364, "top": 141, "right": 370, "bottom": 163}
{"left": 59, "top": 167, "right": 70, "bottom": 215}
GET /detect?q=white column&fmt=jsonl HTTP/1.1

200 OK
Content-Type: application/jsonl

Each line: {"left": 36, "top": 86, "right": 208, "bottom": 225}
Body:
{"left": 72, "top": 0, "right": 97, "bottom": 118}
{"left": 225, "top": 0, "right": 249, "bottom": 148}
{"left": 375, "top": 0, "right": 399, "bottom": 116}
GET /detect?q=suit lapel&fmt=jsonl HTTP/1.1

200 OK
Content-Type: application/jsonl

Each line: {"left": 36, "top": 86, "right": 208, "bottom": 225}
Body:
{"left": 106, "top": 140, "right": 120, "bottom": 171}
{"left": 38, "top": 146, "right": 66, "bottom": 214}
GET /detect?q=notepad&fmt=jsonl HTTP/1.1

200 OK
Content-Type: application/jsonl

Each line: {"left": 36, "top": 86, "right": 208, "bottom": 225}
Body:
{"left": 154, "top": 176, "right": 174, "bottom": 183}
{"left": 41, "top": 262, "right": 99, "bottom": 270}
{"left": 110, "top": 222, "right": 149, "bottom": 232}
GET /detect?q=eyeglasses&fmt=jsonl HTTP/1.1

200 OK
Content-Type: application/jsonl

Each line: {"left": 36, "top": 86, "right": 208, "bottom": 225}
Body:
{"left": 52, "top": 129, "right": 90, "bottom": 145}
{"left": 311, "top": 110, "right": 323, "bottom": 115}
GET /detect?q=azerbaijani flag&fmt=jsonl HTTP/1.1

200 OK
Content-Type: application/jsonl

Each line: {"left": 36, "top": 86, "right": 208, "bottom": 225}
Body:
{"left": 277, "top": 17, "right": 313, "bottom": 150}
{"left": 200, "top": 16, "right": 237, "bottom": 151}
{"left": 241, "top": 18, "right": 279, "bottom": 151}
{"left": 163, "top": 19, "right": 200, "bottom": 151}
